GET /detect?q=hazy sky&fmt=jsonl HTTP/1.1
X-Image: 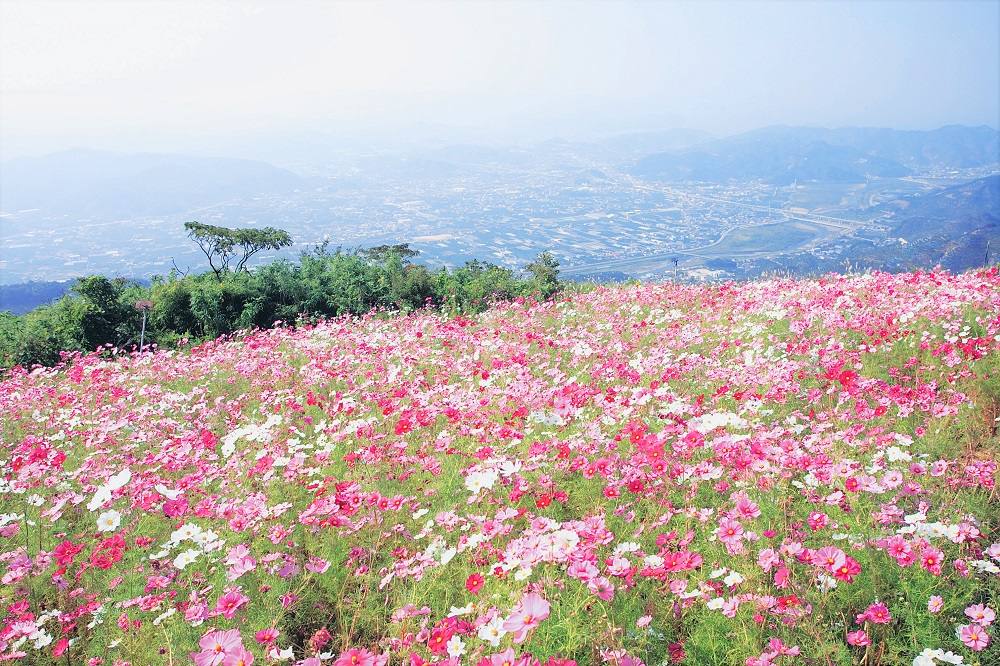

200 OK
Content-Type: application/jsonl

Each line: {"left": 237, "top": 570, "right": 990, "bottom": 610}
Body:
{"left": 1, "top": 0, "right": 998, "bottom": 156}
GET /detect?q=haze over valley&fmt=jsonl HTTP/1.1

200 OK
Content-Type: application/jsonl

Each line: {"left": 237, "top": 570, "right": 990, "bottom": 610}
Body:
{"left": 2, "top": 124, "right": 997, "bottom": 293}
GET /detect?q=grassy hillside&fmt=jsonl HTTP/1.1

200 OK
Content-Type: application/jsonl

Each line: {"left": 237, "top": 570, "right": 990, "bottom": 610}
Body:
{"left": 1, "top": 270, "right": 998, "bottom": 665}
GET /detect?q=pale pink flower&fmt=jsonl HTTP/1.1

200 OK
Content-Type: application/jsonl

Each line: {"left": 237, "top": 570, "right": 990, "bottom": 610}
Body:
{"left": 814, "top": 546, "right": 845, "bottom": 573}
{"left": 757, "top": 548, "right": 780, "bottom": 572}
{"left": 222, "top": 647, "right": 254, "bottom": 666}
{"left": 502, "top": 592, "right": 551, "bottom": 643}
{"left": 927, "top": 595, "right": 943, "bottom": 614}
{"left": 489, "top": 648, "right": 517, "bottom": 666}
{"left": 965, "top": 603, "right": 996, "bottom": 626}
{"left": 191, "top": 629, "right": 243, "bottom": 666}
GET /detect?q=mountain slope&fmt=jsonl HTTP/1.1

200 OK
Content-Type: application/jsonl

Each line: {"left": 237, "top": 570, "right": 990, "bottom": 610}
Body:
{"left": 631, "top": 125, "right": 998, "bottom": 184}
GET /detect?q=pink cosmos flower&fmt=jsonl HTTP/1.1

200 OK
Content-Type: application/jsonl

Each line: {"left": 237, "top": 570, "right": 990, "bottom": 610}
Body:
{"left": 222, "top": 647, "right": 254, "bottom": 666}
{"left": 186, "top": 601, "right": 209, "bottom": 624}
{"left": 757, "top": 548, "right": 780, "bottom": 572}
{"left": 807, "top": 512, "right": 829, "bottom": 530}
{"left": 191, "top": 629, "right": 243, "bottom": 666}
{"left": 773, "top": 567, "right": 791, "bottom": 589}
{"left": 929, "top": 460, "right": 949, "bottom": 477}
{"left": 588, "top": 576, "right": 615, "bottom": 601}
{"left": 212, "top": 589, "right": 250, "bottom": 619}
{"left": 957, "top": 623, "right": 990, "bottom": 651}
{"left": 884, "top": 535, "right": 911, "bottom": 560}
{"left": 965, "top": 603, "right": 996, "bottom": 626}
{"left": 334, "top": 648, "right": 378, "bottom": 666}
{"left": 919, "top": 547, "right": 944, "bottom": 575}
{"left": 846, "top": 630, "right": 870, "bottom": 646}
{"left": 927, "top": 595, "right": 943, "bottom": 614}
{"left": 857, "top": 602, "right": 891, "bottom": 624}
{"left": 832, "top": 556, "right": 861, "bottom": 583}
{"left": 814, "top": 546, "right": 845, "bottom": 573}
{"left": 255, "top": 628, "right": 280, "bottom": 644}
{"left": 716, "top": 518, "right": 744, "bottom": 544}
{"left": 490, "top": 648, "right": 518, "bottom": 666}
{"left": 503, "top": 592, "right": 551, "bottom": 643}
{"left": 766, "top": 637, "right": 799, "bottom": 656}
{"left": 734, "top": 497, "right": 761, "bottom": 519}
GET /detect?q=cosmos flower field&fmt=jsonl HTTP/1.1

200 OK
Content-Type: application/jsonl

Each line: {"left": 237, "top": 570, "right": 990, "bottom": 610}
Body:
{"left": 1, "top": 270, "right": 999, "bottom": 666}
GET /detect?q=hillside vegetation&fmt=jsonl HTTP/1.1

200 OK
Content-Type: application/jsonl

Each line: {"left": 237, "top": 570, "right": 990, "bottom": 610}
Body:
{"left": 0, "top": 270, "right": 998, "bottom": 665}
{"left": 0, "top": 245, "right": 562, "bottom": 372}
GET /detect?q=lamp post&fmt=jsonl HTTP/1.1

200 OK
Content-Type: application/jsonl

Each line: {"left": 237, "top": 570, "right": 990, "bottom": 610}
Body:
{"left": 135, "top": 301, "right": 153, "bottom": 352}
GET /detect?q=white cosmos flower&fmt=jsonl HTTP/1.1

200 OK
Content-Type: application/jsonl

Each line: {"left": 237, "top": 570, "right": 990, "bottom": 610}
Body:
{"left": 155, "top": 484, "right": 181, "bottom": 500}
{"left": 86, "top": 486, "right": 113, "bottom": 512}
{"left": 170, "top": 523, "right": 203, "bottom": 543}
{"left": 173, "top": 549, "right": 200, "bottom": 570}
{"left": 446, "top": 635, "right": 466, "bottom": 658}
{"left": 448, "top": 603, "right": 474, "bottom": 617}
{"left": 106, "top": 469, "right": 131, "bottom": 491}
{"left": 97, "top": 510, "right": 121, "bottom": 532}
{"left": 723, "top": 571, "right": 744, "bottom": 587}
{"left": 152, "top": 608, "right": 176, "bottom": 625}
{"left": 31, "top": 629, "right": 53, "bottom": 649}
{"left": 498, "top": 460, "right": 522, "bottom": 477}
{"left": 464, "top": 470, "right": 498, "bottom": 494}
{"left": 477, "top": 616, "right": 507, "bottom": 647}
{"left": 194, "top": 529, "right": 218, "bottom": 548}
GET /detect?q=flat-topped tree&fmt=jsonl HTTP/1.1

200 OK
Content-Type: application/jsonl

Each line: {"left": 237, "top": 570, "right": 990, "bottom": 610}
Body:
{"left": 232, "top": 227, "right": 293, "bottom": 272}
{"left": 184, "top": 221, "right": 292, "bottom": 281}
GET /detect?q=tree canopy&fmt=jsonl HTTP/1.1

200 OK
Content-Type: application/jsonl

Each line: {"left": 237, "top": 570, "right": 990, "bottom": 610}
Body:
{"left": 184, "top": 221, "right": 293, "bottom": 280}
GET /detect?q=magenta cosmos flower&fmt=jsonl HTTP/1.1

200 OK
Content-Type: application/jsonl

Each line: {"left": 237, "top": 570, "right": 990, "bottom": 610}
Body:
{"left": 503, "top": 592, "right": 551, "bottom": 643}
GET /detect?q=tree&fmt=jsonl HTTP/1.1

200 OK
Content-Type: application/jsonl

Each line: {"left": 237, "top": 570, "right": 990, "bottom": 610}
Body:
{"left": 185, "top": 221, "right": 236, "bottom": 281}
{"left": 184, "top": 221, "right": 292, "bottom": 281}
{"left": 72, "top": 275, "right": 135, "bottom": 350}
{"left": 357, "top": 243, "right": 419, "bottom": 265}
{"left": 233, "top": 227, "right": 293, "bottom": 272}
{"left": 524, "top": 251, "right": 561, "bottom": 298}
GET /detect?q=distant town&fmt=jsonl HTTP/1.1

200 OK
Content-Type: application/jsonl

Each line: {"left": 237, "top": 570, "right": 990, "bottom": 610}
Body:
{"left": 2, "top": 125, "right": 998, "bottom": 287}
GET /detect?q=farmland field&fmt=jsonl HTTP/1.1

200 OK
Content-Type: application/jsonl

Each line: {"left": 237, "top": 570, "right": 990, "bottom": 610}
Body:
{"left": 1, "top": 269, "right": 998, "bottom": 665}
{"left": 697, "top": 221, "right": 825, "bottom": 257}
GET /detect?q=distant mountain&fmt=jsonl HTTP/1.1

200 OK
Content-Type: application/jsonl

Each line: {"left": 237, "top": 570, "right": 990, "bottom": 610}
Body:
{"left": 842, "top": 175, "right": 1000, "bottom": 272}
{"left": 631, "top": 125, "right": 999, "bottom": 184}
{"left": 0, "top": 280, "right": 72, "bottom": 315}
{"left": 599, "top": 128, "right": 712, "bottom": 156}
{"left": 888, "top": 174, "right": 1000, "bottom": 238}
{"left": 743, "top": 125, "right": 1000, "bottom": 169}
{"left": 0, "top": 149, "right": 312, "bottom": 217}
